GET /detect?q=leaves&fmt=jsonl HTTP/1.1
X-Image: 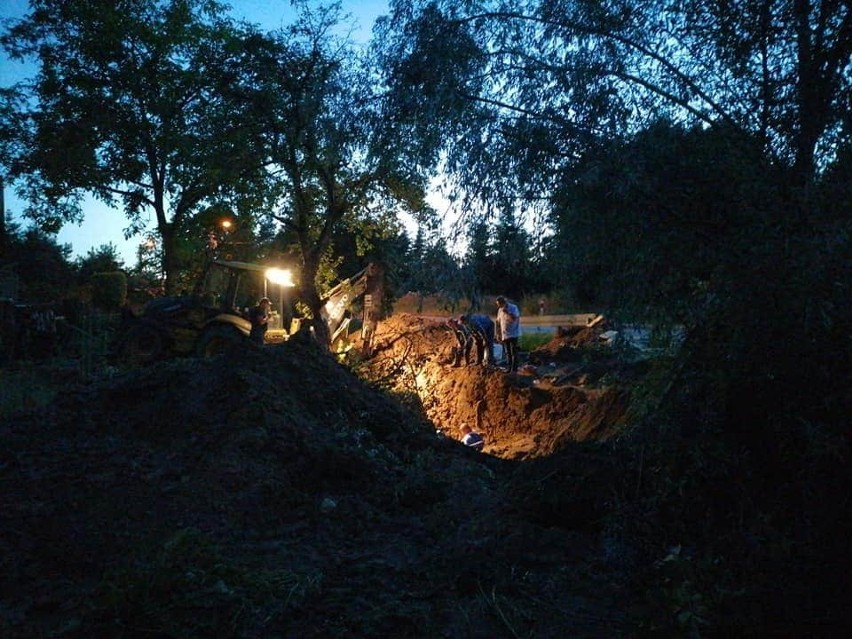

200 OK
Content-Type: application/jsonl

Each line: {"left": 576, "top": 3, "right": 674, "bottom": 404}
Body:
{"left": 1, "top": 0, "right": 268, "bottom": 291}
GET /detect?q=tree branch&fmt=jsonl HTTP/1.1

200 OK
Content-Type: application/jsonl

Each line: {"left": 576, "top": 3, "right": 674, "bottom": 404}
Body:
{"left": 457, "top": 10, "right": 743, "bottom": 130}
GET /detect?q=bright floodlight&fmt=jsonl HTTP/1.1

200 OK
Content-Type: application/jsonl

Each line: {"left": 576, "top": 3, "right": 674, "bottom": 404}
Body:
{"left": 266, "top": 268, "right": 295, "bottom": 287}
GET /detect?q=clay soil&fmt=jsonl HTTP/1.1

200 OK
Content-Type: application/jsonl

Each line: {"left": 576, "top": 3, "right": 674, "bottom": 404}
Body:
{"left": 1, "top": 314, "right": 650, "bottom": 638}
{"left": 364, "top": 314, "right": 637, "bottom": 458}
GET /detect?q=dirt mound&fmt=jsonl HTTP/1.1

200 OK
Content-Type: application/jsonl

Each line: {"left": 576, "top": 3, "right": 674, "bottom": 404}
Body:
{"left": 528, "top": 320, "right": 608, "bottom": 362}
{"left": 4, "top": 308, "right": 850, "bottom": 636}
{"left": 1, "top": 329, "right": 640, "bottom": 637}
{"left": 364, "top": 314, "right": 632, "bottom": 460}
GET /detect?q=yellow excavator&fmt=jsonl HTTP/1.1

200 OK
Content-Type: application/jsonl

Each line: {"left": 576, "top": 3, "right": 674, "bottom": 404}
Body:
{"left": 115, "top": 259, "right": 382, "bottom": 364}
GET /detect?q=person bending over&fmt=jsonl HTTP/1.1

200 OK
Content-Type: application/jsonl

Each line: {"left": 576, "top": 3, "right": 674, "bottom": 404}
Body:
{"left": 460, "top": 313, "right": 495, "bottom": 366}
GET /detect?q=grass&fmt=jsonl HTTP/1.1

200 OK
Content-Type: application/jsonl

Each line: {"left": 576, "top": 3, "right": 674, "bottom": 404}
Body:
{"left": 519, "top": 332, "right": 552, "bottom": 352}
{"left": 91, "top": 527, "right": 323, "bottom": 637}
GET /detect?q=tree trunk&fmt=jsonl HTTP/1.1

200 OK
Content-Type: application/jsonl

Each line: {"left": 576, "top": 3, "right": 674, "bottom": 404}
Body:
{"left": 793, "top": 0, "right": 818, "bottom": 190}
{"left": 160, "top": 223, "right": 178, "bottom": 296}
{"left": 0, "top": 178, "right": 6, "bottom": 259}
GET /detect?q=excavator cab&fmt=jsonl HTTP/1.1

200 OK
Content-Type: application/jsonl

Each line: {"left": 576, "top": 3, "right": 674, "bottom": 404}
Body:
{"left": 117, "top": 260, "right": 294, "bottom": 364}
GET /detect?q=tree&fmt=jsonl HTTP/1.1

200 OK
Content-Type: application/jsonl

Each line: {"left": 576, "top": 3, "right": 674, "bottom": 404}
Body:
{"left": 550, "top": 119, "right": 781, "bottom": 318}
{"left": 380, "top": 0, "right": 851, "bottom": 197}
{"left": 76, "top": 243, "right": 125, "bottom": 284}
{"left": 378, "top": 0, "right": 851, "bottom": 384}
{"left": 230, "top": 7, "right": 430, "bottom": 345}
{"left": 377, "top": 0, "right": 851, "bottom": 309}
{"left": 1, "top": 222, "right": 75, "bottom": 302}
{"left": 403, "top": 222, "right": 464, "bottom": 310}
{"left": 489, "top": 208, "right": 533, "bottom": 301}
{"left": 460, "top": 219, "right": 491, "bottom": 309}
{"left": 0, "top": 0, "right": 266, "bottom": 294}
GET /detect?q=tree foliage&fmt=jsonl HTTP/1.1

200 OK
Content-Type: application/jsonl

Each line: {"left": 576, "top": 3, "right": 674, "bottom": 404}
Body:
{"left": 403, "top": 224, "right": 464, "bottom": 309}
{"left": 0, "top": 0, "right": 266, "bottom": 293}
{"left": 226, "top": 6, "right": 430, "bottom": 343}
{"left": 376, "top": 0, "right": 852, "bottom": 291}
{"left": 551, "top": 121, "right": 781, "bottom": 319}
{"left": 459, "top": 209, "right": 534, "bottom": 302}
{"left": 0, "top": 219, "right": 74, "bottom": 302}
{"left": 76, "top": 243, "right": 125, "bottom": 284}
{"left": 381, "top": 0, "right": 850, "bottom": 187}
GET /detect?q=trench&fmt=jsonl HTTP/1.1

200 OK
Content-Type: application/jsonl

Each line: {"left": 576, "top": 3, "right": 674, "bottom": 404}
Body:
{"left": 363, "top": 313, "right": 634, "bottom": 460}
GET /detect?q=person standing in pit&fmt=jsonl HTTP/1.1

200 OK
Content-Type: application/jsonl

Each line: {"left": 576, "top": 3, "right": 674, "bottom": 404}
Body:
{"left": 447, "top": 317, "right": 473, "bottom": 367}
{"left": 460, "top": 425, "right": 485, "bottom": 451}
{"left": 459, "top": 313, "right": 495, "bottom": 366}
{"left": 495, "top": 295, "right": 521, "bottom": 372}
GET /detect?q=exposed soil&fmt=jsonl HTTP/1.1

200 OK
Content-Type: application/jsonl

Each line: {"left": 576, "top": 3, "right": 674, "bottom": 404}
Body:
{"left": 364, "top": 314, "right": 635, "bottom": 458}
{"left": 1, "top": 313, "right": 650, "bottom": 638}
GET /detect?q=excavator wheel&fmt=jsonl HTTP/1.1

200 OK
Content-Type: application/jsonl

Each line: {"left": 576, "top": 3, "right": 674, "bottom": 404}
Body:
{"left": 196, "top": 324, "right": 246, "bottom": 358}
{"left": 119, "top": 322, "right": 168, "bottom": 366}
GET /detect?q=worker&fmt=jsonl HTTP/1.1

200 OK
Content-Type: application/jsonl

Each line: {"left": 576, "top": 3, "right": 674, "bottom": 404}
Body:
{"left": 460, "top": 425, "right": 485, "bottom": 451}
{"left": 447, "top": 317, "right": 473, "bottom": 367}
{"left": 459, "top": 313, "right": 494, "bottom": 366}
{"left": 495, "top": 295, "right": 521, "bottom": 372}
{"left": 249, "top": 297, "right": 272, "bottom": 345}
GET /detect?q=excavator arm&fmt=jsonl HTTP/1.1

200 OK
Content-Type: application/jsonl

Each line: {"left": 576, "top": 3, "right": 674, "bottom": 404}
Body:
{"left": 319, "top": 263, "right": 384, "bottom": 356}
{"left": 321, "top": 266, "right": 368, "bottom": 342}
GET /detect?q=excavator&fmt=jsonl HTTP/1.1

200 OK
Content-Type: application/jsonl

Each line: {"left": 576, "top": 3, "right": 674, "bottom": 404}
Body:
{"left": 115, "top": 259, "right": 382, "bottom": 364}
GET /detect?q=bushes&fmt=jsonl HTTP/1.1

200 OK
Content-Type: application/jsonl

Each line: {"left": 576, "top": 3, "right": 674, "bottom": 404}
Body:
{"left": 89, "top": 271, "right": 127, "bottom": 311}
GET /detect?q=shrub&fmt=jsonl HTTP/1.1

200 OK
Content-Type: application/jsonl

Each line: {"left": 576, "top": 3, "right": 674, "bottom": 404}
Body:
{"left": 90, "top": 272, "right": 127, "bottom": 310}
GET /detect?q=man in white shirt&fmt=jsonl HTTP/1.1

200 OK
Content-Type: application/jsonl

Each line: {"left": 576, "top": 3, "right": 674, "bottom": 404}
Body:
{"left": 495, "top": 295, "right": 521, "bottom": 372}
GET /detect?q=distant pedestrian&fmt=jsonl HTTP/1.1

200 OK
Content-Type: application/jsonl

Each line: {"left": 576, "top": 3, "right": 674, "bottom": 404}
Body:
{"left": 460, "top": 425, "right": 485, "bottom": 451}
{"left": 539, "top": 297, "right": 545, "bottom": 316}
{"left": 459, "top": 313, "right": 494, "bottom": 366}
{"left": 249, "top": 297, "right": 272, "bottom": 345}
{"left": 495, "top": 295, "right": 521, "bottom": 372}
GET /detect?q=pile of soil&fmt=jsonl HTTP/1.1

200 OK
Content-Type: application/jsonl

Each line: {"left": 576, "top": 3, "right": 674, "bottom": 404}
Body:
{"left": 1, "top": 315, "right": 643, "bottom": 637}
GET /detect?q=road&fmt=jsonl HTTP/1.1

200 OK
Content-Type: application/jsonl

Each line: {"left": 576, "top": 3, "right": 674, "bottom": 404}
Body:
{"left": 519, "top": 313, "right": 599, "bottom": 335}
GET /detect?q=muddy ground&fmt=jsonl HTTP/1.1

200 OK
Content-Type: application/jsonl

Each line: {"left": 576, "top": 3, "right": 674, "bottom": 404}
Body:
{"left": 0, "top": 313, "right": 760, "bottom": 637}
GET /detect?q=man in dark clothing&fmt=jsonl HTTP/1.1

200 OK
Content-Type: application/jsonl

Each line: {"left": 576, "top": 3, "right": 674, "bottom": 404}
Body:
{"left": 447, "top": 317, "right": 473, "bottom": 367}
{"left": 249, "top": 297, "right": 272, "bottom": 345}
{"left": 460, "top": 313, "right": 494, "bottom": 366}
